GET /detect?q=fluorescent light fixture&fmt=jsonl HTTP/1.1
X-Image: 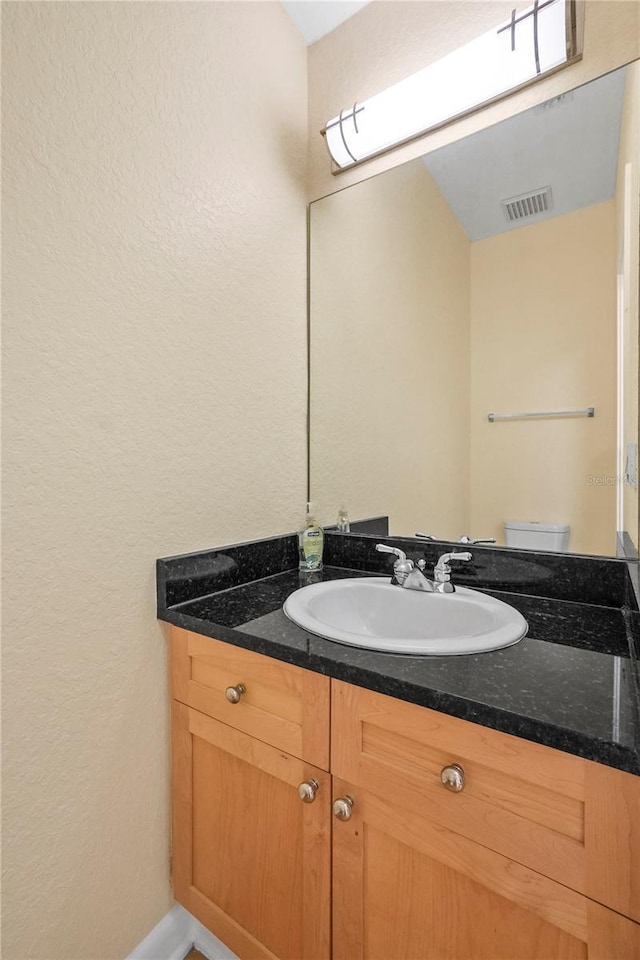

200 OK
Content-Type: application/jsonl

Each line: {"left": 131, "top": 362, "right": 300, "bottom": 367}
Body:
{"left": 323, "top": 0, "right": 582, "bottom": 171}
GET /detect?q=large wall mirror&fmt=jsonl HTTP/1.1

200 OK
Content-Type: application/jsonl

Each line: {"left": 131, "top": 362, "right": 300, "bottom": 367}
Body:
{"left": 309, "top": 62, "right": 639, "bottom": 559}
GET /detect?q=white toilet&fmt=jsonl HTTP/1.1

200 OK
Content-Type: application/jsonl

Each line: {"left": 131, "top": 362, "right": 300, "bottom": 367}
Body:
{"left": 504, "top": 520, "right": 570, "bottom": 552}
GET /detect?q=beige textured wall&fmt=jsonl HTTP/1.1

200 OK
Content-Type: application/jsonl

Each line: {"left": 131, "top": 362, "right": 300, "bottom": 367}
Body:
{"left": 308, "top": 0, "right": 640, "bottom": 200}
{"left": 1, "top": 3, "right": 307, "bottom": 958}
{"left": 309, "top": 159, "right": 470, "bottom": 535}
{"left": 617, "top": 60, "right": 640, "bottom": 549}
{"left": 469, "top": 203, "right": 617, "bottom": 555}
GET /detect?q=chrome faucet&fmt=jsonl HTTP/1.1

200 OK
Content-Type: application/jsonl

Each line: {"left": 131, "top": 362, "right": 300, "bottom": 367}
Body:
{"left": 416, "top": 532, "right": 495, "bottom": 545}
{"left": 457, "top": 535, "right": 496, "bottom": 545}
{"left": 433, "top": 552, "right": 472, "bottom": 593}
{"left": 376, "top": 544, "right": 473, "bottom": 594}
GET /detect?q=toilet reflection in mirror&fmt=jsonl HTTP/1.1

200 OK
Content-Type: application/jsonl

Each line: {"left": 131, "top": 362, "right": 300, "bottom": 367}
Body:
{"left": 309, "top": 62, "right": 640, "bottom": 559}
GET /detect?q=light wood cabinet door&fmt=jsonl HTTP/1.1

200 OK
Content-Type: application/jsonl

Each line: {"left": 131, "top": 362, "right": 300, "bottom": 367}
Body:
{"left": 331, "top": 776, "right": 640, "bottom": 960}
{"left": 172, "top": 701, "right": 331, "bottom": 960}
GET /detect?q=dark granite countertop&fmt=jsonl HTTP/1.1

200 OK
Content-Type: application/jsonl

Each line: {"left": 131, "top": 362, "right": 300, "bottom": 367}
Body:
{"left": 157, "top": 533, "right": 640, "bottom": 775}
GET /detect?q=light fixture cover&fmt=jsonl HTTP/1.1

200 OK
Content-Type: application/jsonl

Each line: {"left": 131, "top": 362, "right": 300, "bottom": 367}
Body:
{"left": 324, "top": 0, "right": 579, "bottom": 170}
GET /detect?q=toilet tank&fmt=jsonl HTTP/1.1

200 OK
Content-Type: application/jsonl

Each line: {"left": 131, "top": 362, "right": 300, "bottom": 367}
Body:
{"left": 504, "top": 520, "right": 570, "bottom": 552}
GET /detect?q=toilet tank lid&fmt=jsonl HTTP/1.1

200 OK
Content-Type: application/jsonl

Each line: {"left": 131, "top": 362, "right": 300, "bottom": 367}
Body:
{"left": 504, "top": 520, "right": 570, "bottom": 533}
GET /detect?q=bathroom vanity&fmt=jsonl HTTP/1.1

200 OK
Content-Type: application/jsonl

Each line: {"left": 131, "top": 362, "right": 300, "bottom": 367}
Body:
{"left": 158, "top": 533, "right": 640, "bottom": 960}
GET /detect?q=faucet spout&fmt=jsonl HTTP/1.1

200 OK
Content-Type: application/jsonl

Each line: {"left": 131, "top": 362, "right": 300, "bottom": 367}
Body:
{"left": 402, "top": 566, "right": 434, "bottom": 592}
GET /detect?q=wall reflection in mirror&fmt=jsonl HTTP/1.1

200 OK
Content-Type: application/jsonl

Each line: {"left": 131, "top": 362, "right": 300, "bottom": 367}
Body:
{"left": 309, "top": 63, "right": 640, "bottom": 559}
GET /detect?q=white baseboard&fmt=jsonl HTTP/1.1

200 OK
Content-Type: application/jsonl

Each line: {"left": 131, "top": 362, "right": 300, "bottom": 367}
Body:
{"left": 128, "top": 904, "right": 239, "bottom": 960}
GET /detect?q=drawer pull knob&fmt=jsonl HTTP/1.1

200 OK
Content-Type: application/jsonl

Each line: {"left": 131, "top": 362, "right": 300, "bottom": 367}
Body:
{"left": 298, "top": 780, "right": 319, "bottom": 803}
{"left": 333, "top": 795, "right": 355, "bottom": 821}
{"left": 225, "top": 683, "right": 246, "bottom": 704}
{"left": 441, "top": 763, "right": 465, "bottom": 792}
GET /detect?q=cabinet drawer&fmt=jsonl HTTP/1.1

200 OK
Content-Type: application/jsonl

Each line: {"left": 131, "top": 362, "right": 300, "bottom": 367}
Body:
{"left": 171, "top": 627, "right": 330, "bottom": 769}
{"left": 332, "top": 681, "right": 640, "bottom": 919}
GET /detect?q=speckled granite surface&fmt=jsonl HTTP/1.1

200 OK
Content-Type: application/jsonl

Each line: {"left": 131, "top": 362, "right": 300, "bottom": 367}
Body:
{"left": 157, "top": 534, "right": 640, "bottom": 774}
{"left": 324, "top": 533, "right": 637, "bottom": 608}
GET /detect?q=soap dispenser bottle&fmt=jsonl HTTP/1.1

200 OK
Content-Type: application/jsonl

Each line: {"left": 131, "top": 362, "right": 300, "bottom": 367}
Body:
{"left": 298, "top": 502, "right": 324, "bottom": 573}
{"left": 337, "top": 504, "right": 351, "bottom": 533}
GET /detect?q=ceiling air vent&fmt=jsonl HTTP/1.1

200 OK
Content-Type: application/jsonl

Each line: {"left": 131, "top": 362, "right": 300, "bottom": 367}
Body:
{"left": 501, "top": 186, "right": 553, "bottom": 223}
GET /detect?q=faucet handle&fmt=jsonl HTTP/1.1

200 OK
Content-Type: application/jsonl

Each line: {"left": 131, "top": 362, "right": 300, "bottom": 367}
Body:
{"left": 375, "top": 544, "right": 407, "bottom": 561}
{"left": 436, "top": 551, "right": 472, "bottom": 566}
{"left": 375, "top": 543, "right": 414, "bottom": 585}
{"left": 457, "top": 535, "right": 496, "bottom": 545}
{"left": 433, "top": 552, "right": 472, "bottom": 593}
{"left": 435, "top": 551, "right": 472, "bottom": 576}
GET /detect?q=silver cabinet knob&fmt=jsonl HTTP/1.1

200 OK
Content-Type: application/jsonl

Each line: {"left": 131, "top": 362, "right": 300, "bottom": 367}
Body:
{"left": 297, "top": 780, "right": 319, "bottom": 803}
{"left": 332, "top": 795, "right": 355, "bottom": 821}
{"left": 225, "top": 683, "right": 246, "bottom": 704}
{"left": 440, "top": 763, "right": 465, "bottom": 792}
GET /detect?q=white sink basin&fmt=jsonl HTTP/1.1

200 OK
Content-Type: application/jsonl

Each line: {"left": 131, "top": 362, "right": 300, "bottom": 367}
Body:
{"left": 284, "top": 578, "right": 528, "bottom": 655}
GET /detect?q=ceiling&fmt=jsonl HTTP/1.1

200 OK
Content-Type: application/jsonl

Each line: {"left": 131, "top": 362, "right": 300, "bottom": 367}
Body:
{"left": 281, "top": 0, "right": 371, "bottom": 45}
{"left": 422, "top": 66, "right": 627, "bottom": 241}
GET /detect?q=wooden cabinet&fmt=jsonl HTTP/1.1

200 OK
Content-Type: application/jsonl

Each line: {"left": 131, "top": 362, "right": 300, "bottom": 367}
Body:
{"left": 331, "top": 681, "right": 640, "bottom": 960}
{"left": 170, "top": 628, "right": 640, "bottom": 960}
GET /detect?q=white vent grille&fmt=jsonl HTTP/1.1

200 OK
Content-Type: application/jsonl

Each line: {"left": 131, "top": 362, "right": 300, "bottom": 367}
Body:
{"left": 501, "top": 186, "right": 553, "bottom": 223}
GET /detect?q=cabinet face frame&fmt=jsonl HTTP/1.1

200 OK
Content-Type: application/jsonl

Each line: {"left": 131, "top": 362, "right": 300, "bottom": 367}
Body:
{"left": 172, "top": 701, "right": 331, "bottom": 960}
